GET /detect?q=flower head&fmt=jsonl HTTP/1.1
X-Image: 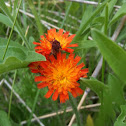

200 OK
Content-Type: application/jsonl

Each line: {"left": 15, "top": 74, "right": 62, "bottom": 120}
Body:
{"left": 33, "top": 29, "right": 78, "bottom": 58}
{"left": 35, "top": 53, "right": 88, "bottom": 103}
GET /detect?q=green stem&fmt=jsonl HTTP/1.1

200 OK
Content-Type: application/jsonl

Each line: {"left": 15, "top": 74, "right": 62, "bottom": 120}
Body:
{"left": 2, "top": 0, "right": 22, "bottom": 60}
{"left": 51, "top": 101, "right": 63, "bottom": 126}
{"left": 9, "top": 0, "right": 12, "bottom": 13}
{"left": 101, "top": 58, "right": 105, "bottom": 82}
{"left": 22, "top": 0, "right": 27, "bottom": 29}
{"left": 102, "top": 3, "right": 108, "bottom": 82}
{"left": 27, "top": 89, "right": 40, "bottom": 126}
{"left": 62, "top": 103, "right": 67, "bottom": 126}
{"left": 8, "top": 70, "right": 17, "bottom": 118}
{"left": 69, "top": 93, "right": 82, "bottom": 126}
{"left": 104, "top": 3, "right": 108, "bottom": 35}
{"left": 38, "top": 0, "right": 41, "bottom": 16}
{"left": 60, "top": 2, "right": 72, "bottom": 29}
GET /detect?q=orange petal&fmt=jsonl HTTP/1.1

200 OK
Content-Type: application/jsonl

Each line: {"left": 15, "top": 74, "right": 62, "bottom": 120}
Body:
{"left": 40, "top": 62, "right": 48, "bottom": 69}
{"left": 40, "top": 35, "right": 45, "bottom": 39}
{"left": 52, "top": 90, "right": 59, "bottom": 101}
{"left": 49, "top": 55, "right": 55, "bottom": 62}
{"left": 74, "top": 56, "right": 81, "bottom": 64}
{"left": 68, "top": 34, "right": 76, "bottom": 40}
{"left": 35, "top": 76, "right": 42, "bottom": 82}
{"left": 63, "top": 48, "right": 74, "bottom": 53}
{"left": 60, "top": 93, "right": 65, "bottom": 103}
{"left": 79, "top": 68, "right": 89, "bottom": 77}
{"left": 77, "top": 63, "right": 85, "bottom": 69}
{"left": 71, "top": 89, "right": 78, "bottom": 98}
{"left": 63, "top": 31, "right": 69, "bottom": 37}
{"left": 45, "top": 90, "right": 53, "bottom": 98}
{"left": 60, "top": 93, "right": 69, "bottom": 103}
{"left": 33, "top": 42, "right": 40, "bottom": 45}
{"left": 61, "top": 53, "right": 66, "bottom": 62}
{"left": 76, "top": 87, "right": 84, "bottom": 95}
{"left": 37, "top": 82, "right": 48, "bottom": 89}
{"left": 35, "top": 46, "right": 43, "bottom": 49}
{"left": 58, "top": 29, "right": 63, "bottom": 35}
{"left": 31, "top": 70, "right": 39, "bottom": 73}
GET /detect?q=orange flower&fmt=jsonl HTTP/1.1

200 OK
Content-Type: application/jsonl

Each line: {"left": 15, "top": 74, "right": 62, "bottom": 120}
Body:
{"left": 33, "top": 29, "right": 78, "bottom": 57}
{"left": 35, "top": 53, "right": 88, "bottom": 103}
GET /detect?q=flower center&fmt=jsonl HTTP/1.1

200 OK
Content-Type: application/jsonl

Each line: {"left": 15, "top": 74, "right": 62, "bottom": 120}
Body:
{"left": 56, "top": 72, "right": 69, "bottom": 86}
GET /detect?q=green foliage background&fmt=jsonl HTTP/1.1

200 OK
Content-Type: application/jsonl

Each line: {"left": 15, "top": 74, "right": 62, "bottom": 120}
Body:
{"left": 0, "top": 0, "right": 126, "bottom": 126}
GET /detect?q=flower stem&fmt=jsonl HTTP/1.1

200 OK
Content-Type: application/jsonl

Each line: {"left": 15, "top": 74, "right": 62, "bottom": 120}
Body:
{"left": 60, "top": 2, "right": 72, "bottom": 29}
{"left": 8, "top": 70, "right": 17, "bottom": 118}
{"left": 27, "top": 89, "right": 40, "bottom": 126}
{"left": 69, "top": 93, "right": 82, "bottom": 126}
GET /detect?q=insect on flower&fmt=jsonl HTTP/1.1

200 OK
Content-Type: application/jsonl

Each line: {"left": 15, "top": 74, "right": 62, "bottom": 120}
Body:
{"left": 33, "top": 28, "right": 78, "bottom": 58}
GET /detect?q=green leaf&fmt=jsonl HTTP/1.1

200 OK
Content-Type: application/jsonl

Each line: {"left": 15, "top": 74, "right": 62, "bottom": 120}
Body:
{"left": 116, "top": 26, "right": 126, "bottom": 42}
{"left": 0, "top": 52, "right": 45, "bottom": 74}
{"left": 79, "top": 5, "right": 93, "bottom": 29}
{"left": 95, "top": 88, "right": 115, "bottom": 126}
{"left": 0, "top": 38, "right": 27, "bottom": 61}
{"left": 0, "top": 110, "right": 11, "bottom": 126}
{"left": 114, "top": 105, "right": 126, "bottom": 126}
{"left": 108, "top": 74, "right": 125, "bottom": 109}
{"left": 110, "top": 3, "right": 126, "bottom": 26}
{"left": 0, "top": 38, "right": 45, "bottom": 74}
{"left": 80, "top": 79, "right": 108, "bottom": 98}
{"left": 91, "top": 29, "right": 126, "bottom": 83}
{"left": 80, "top": 79, "right": 115, "bottom": 126}
{"left": 74, "top": 40, "right": 96, "bottom": 52}
{"left": 0, "top": 13, "right": 12, "bottom": 28}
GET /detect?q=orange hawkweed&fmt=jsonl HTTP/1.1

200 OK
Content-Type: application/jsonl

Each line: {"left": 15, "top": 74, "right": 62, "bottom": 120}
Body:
{"left": 33, "top": 29, "right": 78, "bottom": 58}
{"left": 35, "top": 53, "right": 88, "bottom": 103}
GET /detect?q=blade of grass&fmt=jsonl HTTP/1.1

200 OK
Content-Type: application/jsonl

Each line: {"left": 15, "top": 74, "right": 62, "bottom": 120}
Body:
{"left": 22, "top": 0, "right": 27, "bottom": 29}
{"left": 9, "top": 0, "right": 12, "bottom": 12}
{"left": 28, "top": 0, "right": 44, "bottom": 36}
{"left": 60, "top": 2, "right": 72, "bottom": 28}
{"left": 2, "top": 0, "right": 22, "bottom": 60}
{"left": 38, "top": 0, "right": 41, "bottom": 16}
{"left": 8, "top": 70, "right": 17, "bottom": 118}
{"left": 27, "top": 90, "right": 42, "bottom": 126}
